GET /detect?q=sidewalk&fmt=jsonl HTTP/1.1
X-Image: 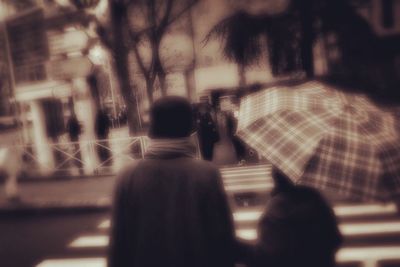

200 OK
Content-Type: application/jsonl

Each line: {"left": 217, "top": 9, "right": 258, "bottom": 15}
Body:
{"left": 0, "top": 175, "right": 116, "bottom": 215}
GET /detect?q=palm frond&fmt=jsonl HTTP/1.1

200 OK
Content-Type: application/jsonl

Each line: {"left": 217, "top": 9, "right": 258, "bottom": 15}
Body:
{"left": 205, "top": 12, "right": 268, "bottom": 66}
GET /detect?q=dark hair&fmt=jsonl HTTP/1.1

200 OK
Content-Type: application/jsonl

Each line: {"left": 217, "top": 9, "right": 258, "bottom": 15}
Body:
{"left": 149, "top": 96, "right": 194, "bottom": 139}
{"left": 271, "top": 167, "right": 295, "bottom": 196}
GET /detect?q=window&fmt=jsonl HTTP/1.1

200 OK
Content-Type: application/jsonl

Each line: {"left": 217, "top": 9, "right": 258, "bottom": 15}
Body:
{"left": 6, "top": 8, "right": 48, "bottom": 84}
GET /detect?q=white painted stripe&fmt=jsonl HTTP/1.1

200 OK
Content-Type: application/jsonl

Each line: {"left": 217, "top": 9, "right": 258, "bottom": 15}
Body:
{"left": 224, "top": 183, "right": 274, "bottom": 192}
{"left": 68, "top": 235, "right": 108, "bottom": 248}
{"left": 334, "top": 203, "right": 397, "bottom": 217}
{"left": 39, "top": 248, "right": 400, "bottom": 267}
{"left": 97, "top": 204, "right": 398, "bottom": 232}
{"left": 221, "top": 166, "right": 271, "bottom": 172}
{"left": 340, "top": 221, "right": 400, "bottom": 236}
{"left": 220, "top": 166, "right": 271, "bottom": 172}
{"left": 221, "top": 168, "right": 270, "bottom": 174}
{"left": 221, "top": 171, "right": 270, "bottom": 177}
{"left": 223, "top": 177, "right": 269, "bottom": 184}
{"left": 98, "top": 220, "right": 110, "bottom": 229}
{"left": 234, "top": 224, "right": 400, "bottom": 240}
{"left": 236, "top": 229, "right": 257, "bottom": 241}
{"left": 337, "top": 246, "right": 400, "bottom": 265}
{"left": 233, "top": 210, "right": 263, "bottom": 222}
{"left": 36, "top": 258, "right": 105, "bottom": 267}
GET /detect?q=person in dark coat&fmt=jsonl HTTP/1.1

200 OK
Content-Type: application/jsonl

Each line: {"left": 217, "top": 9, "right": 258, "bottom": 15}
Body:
{"left": 196, "top": 103, "right": 219, "bottom": 161}
{"left": 95, "top": 109, "right": 111, "bottom": 163}
{"left": 252, "top": 168, "right": 343, "bottom": 267}
{"left": 66, "top": 114, "right": 81, "bottom": 142}
{"left": 108, "top": 96, "right": 236, "bottom": 267}
{"left": 66, "top": 113, "right": 82, "bottom": 170}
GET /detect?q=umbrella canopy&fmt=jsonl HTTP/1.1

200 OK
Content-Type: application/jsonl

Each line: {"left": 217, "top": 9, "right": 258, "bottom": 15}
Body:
{"left": 237, "top": 81, "right": 400, "bottom": 201}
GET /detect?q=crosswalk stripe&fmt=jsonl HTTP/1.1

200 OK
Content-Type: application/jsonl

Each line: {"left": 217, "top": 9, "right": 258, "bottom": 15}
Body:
{"left": 234, "top": 220, "right": 400, "bottom": 241}
{"left": 224, "top": 178, "right": 270, "bottom": 186}
{"left": 36, "top": 246, "right": 400, "bottom": 267}
{"left": 221, "top": 171, "right": 270, "bottom": 177}
{"left": 68, "top": 235, "right": 108, "bottom": 248}
{"left": 233, "top": 210, "right": 263, "bottom": 222}
{"left": 236, "top": 229, "right": 257, "bottom": 241}
{"left": 341, "top": 221, "right": 400, "bottom": 236}
{"left": 337, "top": 246, "right": 400, "bottom": 265}
{"left": 220, "top": 165, "right": 270, "bottom": 172}
{"left": 98, "top": 220, "right": 110, "bottom": 230}
{"left": 224, "top": 183, "right": 273, "bottom": 192}
{"left": 77, "top": 218, "right": 400, "bottom": 249}
{"left": 334, "top": 203, "right": 397, "bottom": 217}
{"left": 97, "top": 203, "right": 399, "bottom": 231}
{"left": 36, "top": 258, "right": 105, "bottom": 267}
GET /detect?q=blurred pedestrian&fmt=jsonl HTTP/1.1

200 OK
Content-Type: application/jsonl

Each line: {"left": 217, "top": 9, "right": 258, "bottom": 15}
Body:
{"left": 252, "top": 168, "right": 342, "bottom": 267}
{"left": 108, "top": 96, "right": 236, "bottom": 267}
{"left": 95, "top": 109, "right": 111, "bottom": 164}
{"left": 225, "top": 111, "right": 246, "bottom": 163}
{"left": 196, "top": 103, "right": 219, "bottom": 160}
{"left": 66, "top": 113, "right": 83, "bottom": 173}
{"left": 212, "top": 111, "right": 238, "bottom": 165}
{"left": 0, "top": 144, "right": 21, "bottom": 202}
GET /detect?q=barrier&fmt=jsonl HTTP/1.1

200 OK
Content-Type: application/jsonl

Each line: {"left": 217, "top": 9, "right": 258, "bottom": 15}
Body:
{"left": 13, "top": 133, "right": 201, "bottom": 177}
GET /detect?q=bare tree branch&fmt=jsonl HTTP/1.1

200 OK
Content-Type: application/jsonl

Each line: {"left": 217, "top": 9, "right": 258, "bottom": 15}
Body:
{"left": 129, "top": 0, "right": 198, "bottom": 42}
{"left": 158, "top": 0, "right": 175, "bottom": 33}
{"left": 164, "top": 0, "right": 198, "bottom": 30}
{"left": 131, "top": 38, "right": 150, "bottom": 81}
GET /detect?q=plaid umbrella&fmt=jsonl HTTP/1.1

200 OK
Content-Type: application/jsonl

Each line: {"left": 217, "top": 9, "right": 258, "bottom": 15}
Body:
{"left": 237, "top": 81, "right": 400, "bottom": 201}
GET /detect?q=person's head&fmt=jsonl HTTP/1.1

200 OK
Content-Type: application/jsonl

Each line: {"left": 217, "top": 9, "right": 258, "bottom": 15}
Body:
{"left": 262, "top": 169, "right": 342, "bottom": 267}
{"left": 149, "top": 96, "right": 194, "bottom": 139}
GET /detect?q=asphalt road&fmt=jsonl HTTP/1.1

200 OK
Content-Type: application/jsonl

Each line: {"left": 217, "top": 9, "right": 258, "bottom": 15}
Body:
{"left": 1, "top": 165, "right": 400, "bottom": 267}
{"left": 0, "top": 211, "right": 109, "bottom": 267}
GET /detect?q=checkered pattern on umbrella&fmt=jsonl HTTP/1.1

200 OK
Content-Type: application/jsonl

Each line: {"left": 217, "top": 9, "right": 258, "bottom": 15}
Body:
{"left": 237, "top": 81, "right": 400, "bottom": 201}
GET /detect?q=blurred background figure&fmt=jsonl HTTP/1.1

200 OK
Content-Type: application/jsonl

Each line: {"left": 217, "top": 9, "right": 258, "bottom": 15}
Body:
{"left": 0, "top": 143, "right": 21, "bottom": 202}
{"left": 66, "top": 112, "right": 83, "bottom": 174}
{"left": 212, "top": 110, "right": 239, "bottom": 165}
{"left": 95, "top": 109, "right": 111, "bottom": 163}
{"left": 196, "top": 102, "right": 219, "bottom": 161}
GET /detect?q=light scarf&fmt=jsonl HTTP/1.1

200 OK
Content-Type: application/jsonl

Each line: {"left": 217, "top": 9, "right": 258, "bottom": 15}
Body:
{"left": 144, "top": 137, "right": 197, "bottom": 159}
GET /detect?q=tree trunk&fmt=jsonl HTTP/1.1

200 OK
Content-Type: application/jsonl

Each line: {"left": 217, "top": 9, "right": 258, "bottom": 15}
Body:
{"left": 153, "top": 43, "right": 167, "bottom": 96}
{"left": 299, "top": 0, "right": 315, "bottom": 78}
{"left": 109, "top": 0, "right": 141, "bottom": 134}
{"left": 158, "top": 71, "right": 167, "bottom": 96}
{"left": 145, "top": 79, "right": 154, "bottom": 106}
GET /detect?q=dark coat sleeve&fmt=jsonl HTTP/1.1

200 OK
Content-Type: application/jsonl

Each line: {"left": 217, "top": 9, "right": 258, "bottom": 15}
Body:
{"left": 107, "top": 168, "right": 135, "bottom": 267}
{"left": 201, "top": 168, "right": 236, "bottom": 267}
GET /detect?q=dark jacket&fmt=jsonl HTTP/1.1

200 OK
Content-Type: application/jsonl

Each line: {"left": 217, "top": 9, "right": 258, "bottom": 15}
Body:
{"left": 254, "top": 185, "right": 342, "bottom": 267}
{"left": 66, "top": 116, "right": 81, "bottom": 141}
{"left": 108, "top": 155, "right": 235, "bottom": 267}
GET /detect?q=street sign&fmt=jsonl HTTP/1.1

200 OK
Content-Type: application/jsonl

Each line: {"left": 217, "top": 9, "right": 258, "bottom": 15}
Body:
{"left": 48, "top": 30, "right": 90, "bottom": 55}
{"left": 47, "top": 57, "right": 93, "bottom": 80}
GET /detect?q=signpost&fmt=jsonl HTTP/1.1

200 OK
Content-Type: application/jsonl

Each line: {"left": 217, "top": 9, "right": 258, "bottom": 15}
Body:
{"left": 47, "top": 57, "right": 93, "bottom": 80}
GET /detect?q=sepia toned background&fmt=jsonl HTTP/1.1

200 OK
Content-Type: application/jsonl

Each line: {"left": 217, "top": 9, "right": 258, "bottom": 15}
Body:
{"left": 0, "top": 0, "right": 400, "bottom": 267}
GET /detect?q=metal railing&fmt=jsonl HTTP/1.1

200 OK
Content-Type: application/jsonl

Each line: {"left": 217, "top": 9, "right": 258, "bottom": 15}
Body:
{"left": 15, "top": 134, "right": 201, "bottom": 177}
